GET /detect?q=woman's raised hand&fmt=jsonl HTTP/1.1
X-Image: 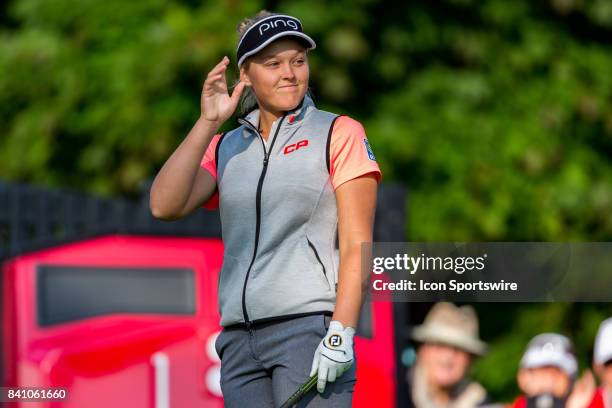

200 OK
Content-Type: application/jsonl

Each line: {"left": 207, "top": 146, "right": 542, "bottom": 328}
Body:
{"left": 200, "top": 56, "right": 247, "bottom": 125}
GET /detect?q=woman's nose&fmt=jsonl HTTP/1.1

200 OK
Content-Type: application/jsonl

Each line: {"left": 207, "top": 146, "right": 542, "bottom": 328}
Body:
{"left": 281, "top": 62, "right": 296, "bottom": 80}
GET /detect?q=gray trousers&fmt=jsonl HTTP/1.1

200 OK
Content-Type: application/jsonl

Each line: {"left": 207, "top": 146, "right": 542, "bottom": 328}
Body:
{"left": 215, "top": 314, "right": 357, "bottom": 407}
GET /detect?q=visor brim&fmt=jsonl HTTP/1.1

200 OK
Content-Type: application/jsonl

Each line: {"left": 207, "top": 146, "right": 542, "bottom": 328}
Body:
{"left": 237, "top": 32, "right": 316, "bottom": 67}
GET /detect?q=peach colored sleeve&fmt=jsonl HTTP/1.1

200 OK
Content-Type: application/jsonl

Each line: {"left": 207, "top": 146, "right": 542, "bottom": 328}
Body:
{"left": 199, "top": 133, "right": 222, "bottom": 210}
{"left": 330, "top": 116, "right": 382, "bottom": 190}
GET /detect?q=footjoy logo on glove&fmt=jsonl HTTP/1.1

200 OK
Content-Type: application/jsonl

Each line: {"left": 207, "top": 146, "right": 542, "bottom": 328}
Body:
{"left": 327, "top": 334, "right": 343, "bottom": 348}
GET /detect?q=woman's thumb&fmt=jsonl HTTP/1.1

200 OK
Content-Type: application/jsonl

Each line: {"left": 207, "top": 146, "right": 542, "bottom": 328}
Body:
{"left": 230, "top": 81, "right": 247, "bottom": 106}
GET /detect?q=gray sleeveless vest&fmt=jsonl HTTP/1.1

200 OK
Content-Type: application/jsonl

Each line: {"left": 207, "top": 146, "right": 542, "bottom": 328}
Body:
{"left": 215, "top": 95, "right": 340, "bottom": 327}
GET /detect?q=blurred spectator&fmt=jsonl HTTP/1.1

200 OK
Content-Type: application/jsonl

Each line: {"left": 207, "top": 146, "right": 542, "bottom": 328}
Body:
{"left": 511, "top": 333, "right": 595, "bottom": 408}
{"left": 590, "top": 318, "right": 612, "bottom": 408}
{"left": 406, "top": 302, "right": 489, "bottom": 408}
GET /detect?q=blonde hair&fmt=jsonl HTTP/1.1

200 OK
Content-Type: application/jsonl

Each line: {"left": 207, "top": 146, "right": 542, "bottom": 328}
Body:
{"left": 232, "top": 10, "right": 313, "bottom": 115}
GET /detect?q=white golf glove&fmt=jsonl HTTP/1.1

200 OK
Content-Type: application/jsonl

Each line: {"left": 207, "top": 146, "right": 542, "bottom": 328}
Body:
{"left": 309, "top": 320, "right": 355, "bottom": 393}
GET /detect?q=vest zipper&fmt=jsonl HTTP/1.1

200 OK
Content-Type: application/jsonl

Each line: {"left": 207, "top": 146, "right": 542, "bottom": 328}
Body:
{"left": 238, "top": 114, "right": 287, "bottom": 327}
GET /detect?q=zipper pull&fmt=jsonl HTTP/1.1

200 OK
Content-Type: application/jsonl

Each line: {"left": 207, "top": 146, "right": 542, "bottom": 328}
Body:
{"left": 263, "top": 156, "right": 269, "bottom": 166}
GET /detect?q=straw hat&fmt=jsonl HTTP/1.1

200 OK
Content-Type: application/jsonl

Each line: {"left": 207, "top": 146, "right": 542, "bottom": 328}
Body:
{"left": 411, "top": 302, "right": 487, "bottom": 356}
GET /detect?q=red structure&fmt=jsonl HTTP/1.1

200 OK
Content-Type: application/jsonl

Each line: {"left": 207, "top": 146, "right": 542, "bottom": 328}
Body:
{"left": 0, "top": 181, "right": 406, "bottom": 407}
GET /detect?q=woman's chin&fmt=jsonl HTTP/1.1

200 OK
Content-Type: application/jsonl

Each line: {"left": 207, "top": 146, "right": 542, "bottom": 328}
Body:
{"left": 272, "top": 94, "right": 304, "bottom": 112}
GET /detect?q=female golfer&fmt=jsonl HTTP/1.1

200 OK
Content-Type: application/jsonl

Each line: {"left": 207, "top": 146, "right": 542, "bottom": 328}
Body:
{"left": 150, "top": 10, "right": 381, "bottom": 407}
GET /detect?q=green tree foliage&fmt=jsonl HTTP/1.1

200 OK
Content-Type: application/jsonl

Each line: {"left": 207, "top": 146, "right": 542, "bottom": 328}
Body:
{"left": 1, "top": 0, "right": 611, "bottom": 239}
{"left": 0, "top": 0, "right": 259, "bottom": 195}
{"left": 1, "top": 0, "right": 611, "bottom": 402}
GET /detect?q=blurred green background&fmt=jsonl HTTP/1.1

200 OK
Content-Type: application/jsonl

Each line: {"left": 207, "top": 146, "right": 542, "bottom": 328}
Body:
{"left": 1, "top": 0, "right": 611, "bottom": 402}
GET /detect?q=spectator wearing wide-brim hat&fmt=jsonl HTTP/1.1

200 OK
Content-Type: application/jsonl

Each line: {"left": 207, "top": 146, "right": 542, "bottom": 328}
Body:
{"left": 406, "top": 302, "right": 489, "bottom": 408}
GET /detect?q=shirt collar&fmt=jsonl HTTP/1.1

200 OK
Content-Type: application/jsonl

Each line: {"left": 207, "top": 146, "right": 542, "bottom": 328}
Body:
{"left": 239, "top": 93, "right": 315, "bottom": 132}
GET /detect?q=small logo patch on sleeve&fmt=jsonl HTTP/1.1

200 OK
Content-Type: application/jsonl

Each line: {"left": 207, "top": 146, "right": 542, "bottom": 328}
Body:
{"left": 363, "top": 138, "right": 376, "bottom": 161}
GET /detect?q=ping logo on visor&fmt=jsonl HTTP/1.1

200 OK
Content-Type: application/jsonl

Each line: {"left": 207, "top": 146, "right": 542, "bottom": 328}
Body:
{"left": 258, "top": 18, "right": 299, "bottom": 35}
{"left": 236, "top": 14, "right": 316, "bottom": 67}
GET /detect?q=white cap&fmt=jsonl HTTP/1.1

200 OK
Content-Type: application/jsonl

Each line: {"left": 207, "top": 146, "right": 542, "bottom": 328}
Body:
{"left": 520, "top": 333, "right": 577, "bottom": 378}
{"left": 594, "top": 317, "right": 612, "bottom": 365}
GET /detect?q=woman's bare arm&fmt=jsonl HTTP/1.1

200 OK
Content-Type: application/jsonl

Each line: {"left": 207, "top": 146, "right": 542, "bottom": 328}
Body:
{"left": 332, "top": 172, "right": 379, "bottom": 328}
{"left": 149, "top": 55, "right": 245, "bottom": 220}
{"left": 149, "top": 118, "right": 219, "bottom": 220}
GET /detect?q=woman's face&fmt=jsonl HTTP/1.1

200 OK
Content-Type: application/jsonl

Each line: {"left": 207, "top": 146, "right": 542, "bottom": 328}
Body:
{"left": 240, "top": 38, "right": 309, "bottom": 114}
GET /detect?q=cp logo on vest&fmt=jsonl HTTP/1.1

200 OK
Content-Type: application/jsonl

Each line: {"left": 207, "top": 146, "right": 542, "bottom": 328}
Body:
{"left": 284, "top": 139, "right": 309, "bottom": 155}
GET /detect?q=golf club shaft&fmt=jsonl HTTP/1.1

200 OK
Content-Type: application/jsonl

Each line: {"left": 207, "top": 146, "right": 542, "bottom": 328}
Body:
{"left": 279, "top": 374, "right": 318, "bottom": 408}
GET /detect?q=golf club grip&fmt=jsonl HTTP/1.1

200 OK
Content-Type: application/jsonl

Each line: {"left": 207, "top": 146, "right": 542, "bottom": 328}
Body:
{"left": 279, "top": 374, "right": 318, "bottom": 408}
